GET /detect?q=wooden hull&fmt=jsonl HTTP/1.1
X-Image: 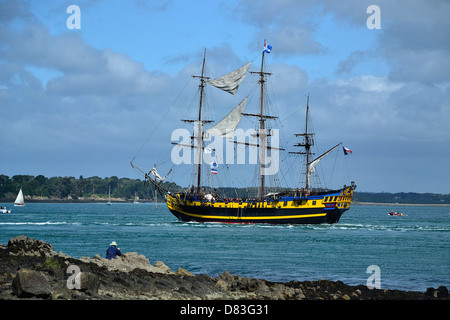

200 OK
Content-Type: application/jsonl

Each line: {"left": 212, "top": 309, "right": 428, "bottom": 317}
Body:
{"left": 166, "top": 187, "right": 354, "bottom": 225}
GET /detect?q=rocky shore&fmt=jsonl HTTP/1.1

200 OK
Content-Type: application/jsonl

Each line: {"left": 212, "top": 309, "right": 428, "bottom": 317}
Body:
{"left": 1, "top": 236, "right": 448, "bottom": 301}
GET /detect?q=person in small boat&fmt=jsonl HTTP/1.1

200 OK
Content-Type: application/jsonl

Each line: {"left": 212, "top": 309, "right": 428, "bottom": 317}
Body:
{"left": 106, "top": 241, "right": 122, "bottom": 260}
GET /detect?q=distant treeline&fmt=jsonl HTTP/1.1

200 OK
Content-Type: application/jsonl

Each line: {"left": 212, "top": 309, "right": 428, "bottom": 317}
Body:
{"left": 0, "top": 174, "right": 182, "bottom": 201}
{"left": 353, "top": 192, "right": 450, "bottom": 204}
{"left": 1, "top": 174, "right": 449, "bottom": 204}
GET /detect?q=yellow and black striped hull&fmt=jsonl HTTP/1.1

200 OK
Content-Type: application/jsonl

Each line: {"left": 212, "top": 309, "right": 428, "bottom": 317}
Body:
{"left": 165, "top": 187, "right": 354, "bottom": 225}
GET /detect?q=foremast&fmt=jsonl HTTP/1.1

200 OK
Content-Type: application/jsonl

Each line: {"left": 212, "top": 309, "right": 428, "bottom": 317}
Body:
{"left": 181, "top": 49, "right": 213, "bottom": 196}
{"left": 192, "top": 49, "right": 209, "bottom": 195}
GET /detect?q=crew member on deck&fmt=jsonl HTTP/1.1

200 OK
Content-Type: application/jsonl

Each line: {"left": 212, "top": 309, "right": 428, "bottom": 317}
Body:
{"left": 106, "top": 241, "right": 122, "bottom": 260}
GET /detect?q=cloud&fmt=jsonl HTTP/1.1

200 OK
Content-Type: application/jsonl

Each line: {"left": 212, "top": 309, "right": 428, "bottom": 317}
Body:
{"left": 236, "top": 0, "right": 450, "bottom": 86}
{"left": 335, "top": 50, "right": 366, "bottom": 76}
{"left": 0, "top": 4, "right": 174, "bottom": 177}
{"left": 257, "top": 25, "right": 327, "bottom": 56}
{"left": 235, "top": 0, "right": 327, "bottom": 56}
{"left": 0, "top": 0, "right": 34, "bottom": 24}
{"left": 377, "top": 1, "right": 450, "bottom": 85}
{"left": 1, "top": 24, "right": 104, "bottom": 74}
{"left": 46, "top": 48, "right": 171, "bottom": 96}
{"left": 1, "top": 0, "right": 449, "bottom": 192}
{"left": 233, "top": 0, "right": 450, "bottom": 139}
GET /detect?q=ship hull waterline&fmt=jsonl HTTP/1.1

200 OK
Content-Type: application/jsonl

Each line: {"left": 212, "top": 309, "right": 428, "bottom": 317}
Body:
{"left": 168, "top": 206, "right": 345, "bottom": 225}
{"left": 165, "top": 189, "right": 353, "bottom": 225}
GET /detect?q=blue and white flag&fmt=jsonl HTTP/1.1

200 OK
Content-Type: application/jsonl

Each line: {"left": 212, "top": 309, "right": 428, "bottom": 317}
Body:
{"left": 211, "top": 161, "right": 218, "bottom": 175}
{"left": 264, "top": 41, "right": 272, "bottom": 53}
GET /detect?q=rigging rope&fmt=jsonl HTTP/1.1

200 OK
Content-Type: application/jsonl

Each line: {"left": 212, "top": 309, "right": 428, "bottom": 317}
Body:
{"left": 131, "top": 77, "right": 193, "bottom": 163}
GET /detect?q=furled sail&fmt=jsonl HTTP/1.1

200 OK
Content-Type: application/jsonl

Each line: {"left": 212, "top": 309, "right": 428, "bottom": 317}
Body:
{"left": 150, "top": 165, "right": 172, "bottom": 182}
{"left": 208, "top": 61, "right": 252, "bottom": 95}
{"left": 207, "top": 97, "right": 247, "bottom": 138}
{"left": 151, "top": 165, "right": 164, "bottom": 182}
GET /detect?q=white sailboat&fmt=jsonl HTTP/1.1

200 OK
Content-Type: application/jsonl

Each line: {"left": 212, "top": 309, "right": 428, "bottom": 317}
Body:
{"left": 133, "top": 192, "right": 140, "bottom": 204}
{"left": 107, "top": 185, "right": 112, "bottom": 205}
{"left": 14, "top": 188, "right": 25, "bottom": 207}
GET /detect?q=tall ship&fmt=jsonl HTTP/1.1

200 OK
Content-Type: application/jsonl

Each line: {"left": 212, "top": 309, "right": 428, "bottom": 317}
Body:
{"left": 132, "top": 42, "right": 356, "bottom": 224}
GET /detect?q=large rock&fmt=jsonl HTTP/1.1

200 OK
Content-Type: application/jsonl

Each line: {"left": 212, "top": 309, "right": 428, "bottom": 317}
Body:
{"left": 79, "top": 272, "right": 100, "bottom": 293}
{"left": 2, "top": 236, "right": 449, "bottom": 301}
{"left": 7, "top": 235, "right": 55, "bottom": 257}
{"left": 12, "top": 268, "right": 52, "bottom": 298}
{"left": 80, "top": 252, "right": 173, "bottom": 274}
{"left": 426, "top": 286, "right": 449, "bottom": 299}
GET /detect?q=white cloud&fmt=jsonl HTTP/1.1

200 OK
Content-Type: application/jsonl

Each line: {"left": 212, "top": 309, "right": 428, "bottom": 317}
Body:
{"left": 1, "top": 0, "right": 449, "bottom": 192}
{"left": 335, "top": 76, "right": 404, "bottom": 93}
{"left": 0, "top": 5, "right": 174, "bottom": 178}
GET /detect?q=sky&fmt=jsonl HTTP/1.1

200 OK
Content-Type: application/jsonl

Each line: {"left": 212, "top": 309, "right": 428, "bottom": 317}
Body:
{"left": 1, "top": 0, "right": 449, "bottom": 194}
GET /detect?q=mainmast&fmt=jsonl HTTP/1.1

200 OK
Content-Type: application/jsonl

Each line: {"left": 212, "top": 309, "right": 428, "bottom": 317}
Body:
{"left": 245, "top": 46, "right": 274, "bottom": 198}
{"left": 304, "top": 96, "right": 313, "bottom": 189}
{"left": 258, "top": 52, "right": 267, "bottom": 198}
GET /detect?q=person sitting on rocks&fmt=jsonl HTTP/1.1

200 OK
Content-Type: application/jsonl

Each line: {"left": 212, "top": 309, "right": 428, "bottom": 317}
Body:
{"left": 106, "top": 241, "right": 122, "bottom": 260}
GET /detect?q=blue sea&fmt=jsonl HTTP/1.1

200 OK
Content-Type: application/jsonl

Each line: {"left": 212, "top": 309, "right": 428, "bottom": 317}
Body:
{"left": 1, "top": 202, "right": 448, "bottom": 292}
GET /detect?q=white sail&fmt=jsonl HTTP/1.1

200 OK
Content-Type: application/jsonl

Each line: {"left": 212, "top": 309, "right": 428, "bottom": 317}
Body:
{"left": 207, "top": 97, "right": 247, "bottom": 138}
{"left": 208, "top": 61, "right": 252, "bottom": 95}
{"left": 107, "top": 185, "right": 112, "bottom": 205}
{"left": 14, "top": 188, "right": 25, "bottom": 206}
{"left": 307, "top": 143, "right": 342, "bottom": 187}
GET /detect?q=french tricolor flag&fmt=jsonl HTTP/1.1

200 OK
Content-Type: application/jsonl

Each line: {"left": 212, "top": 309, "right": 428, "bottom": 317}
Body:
{"left": 211, "top": 162, "right": 218, "bottom": 174}
{"left": 343, "top": 146, "right": 352, "bottom": 155}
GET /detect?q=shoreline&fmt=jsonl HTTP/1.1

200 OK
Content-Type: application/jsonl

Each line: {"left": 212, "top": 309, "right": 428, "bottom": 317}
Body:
{"left": 353, "top": 202, "right": 450, "bottom": 207}
{"left": 0, "top": 198, "right": 159, "bottom": 204}
{"left": 0, "top": 236, "right": 448, "bottom": 301}
{"left": 2, "top": 198, "right": 449, "bottom": 207}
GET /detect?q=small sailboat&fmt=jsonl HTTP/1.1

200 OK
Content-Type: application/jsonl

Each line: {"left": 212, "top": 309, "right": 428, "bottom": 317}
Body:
{"left": 107, "top": 185, "right": 112, "bottom": 205}
{"left": 133, "top": 192, "right": 141, "bottom": 204}
{"left": 14, "top": 188, "right": 25, "bottom": 207}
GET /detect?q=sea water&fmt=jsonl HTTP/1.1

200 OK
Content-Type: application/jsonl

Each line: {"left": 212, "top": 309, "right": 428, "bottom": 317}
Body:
{"left": 0, "top": 202, "right": 448, "bottom": 292}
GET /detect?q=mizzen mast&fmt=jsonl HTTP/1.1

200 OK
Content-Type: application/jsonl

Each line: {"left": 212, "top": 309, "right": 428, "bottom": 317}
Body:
{"left": 290, "top": 95, "right": 315, "bottom": 190}
{"left": 290, "top": 95, "right": 342, "bottom": 190}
